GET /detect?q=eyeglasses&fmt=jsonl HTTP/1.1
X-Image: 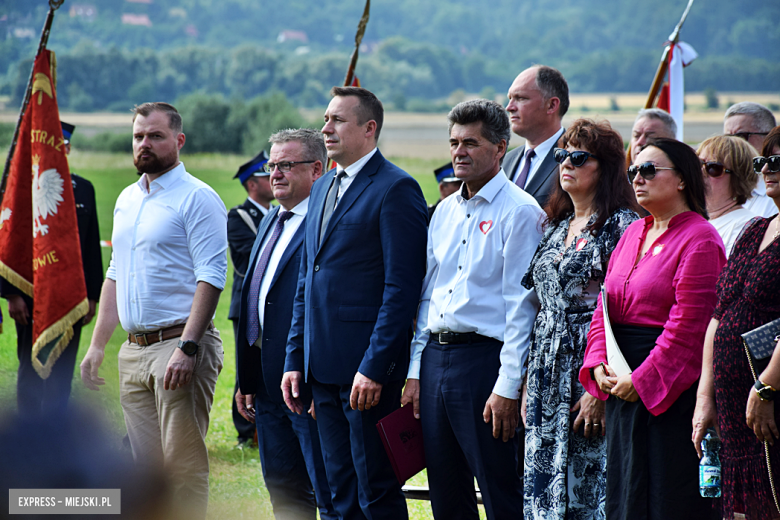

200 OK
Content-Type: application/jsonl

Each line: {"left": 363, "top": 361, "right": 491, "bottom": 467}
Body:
{"left": 264, "top": 160, "right": 316, "bottom": 173}
{"left": 753, "top": 155, "right": 780, "bottom": 174}
{"left": 628, "top": 162, "right": 676, "bottom": 180}
{"left": 553, "top": 148, "right": 598, "bottom": 167}
{"left": 701, "top": 160, "right": 733, "bottom": 178}
{"left": 728, "top": 132, "right": 769, "bottom": 142}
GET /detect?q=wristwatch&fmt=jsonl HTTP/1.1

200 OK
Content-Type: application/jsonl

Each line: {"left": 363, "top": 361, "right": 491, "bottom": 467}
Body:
{"left": 177, "top": 339, "right": 200, "bottom": 356}
{"left": 754, "top": 379, "right": 777, "bottom": 401}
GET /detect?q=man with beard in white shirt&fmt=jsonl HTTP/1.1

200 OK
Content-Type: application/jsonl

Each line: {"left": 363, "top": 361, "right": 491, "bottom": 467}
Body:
{"left": 80, "top": 102, "right": 227, "bottom": 520}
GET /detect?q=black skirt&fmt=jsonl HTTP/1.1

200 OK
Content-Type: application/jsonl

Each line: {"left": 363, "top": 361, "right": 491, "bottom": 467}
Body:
{"left": 605, "top": 323, "right": 711, "bottom": 520}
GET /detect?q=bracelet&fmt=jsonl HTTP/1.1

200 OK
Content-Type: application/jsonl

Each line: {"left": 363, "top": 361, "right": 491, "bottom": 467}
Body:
{"left": 590, "top": 362, "right": 608, "bottom": 381}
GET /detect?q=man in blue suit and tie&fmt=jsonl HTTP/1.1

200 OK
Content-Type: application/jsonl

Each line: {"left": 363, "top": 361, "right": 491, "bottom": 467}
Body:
{"left": 282, "top": 87, "right": 428, "bottom": 520}
{"left": 235, "top": 128, "right": 336, "bottom": 520}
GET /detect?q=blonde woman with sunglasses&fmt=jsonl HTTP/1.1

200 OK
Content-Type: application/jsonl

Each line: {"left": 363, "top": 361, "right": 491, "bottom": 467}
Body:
{"left": 697, "top": 135, "right": 762, "bottom": 257}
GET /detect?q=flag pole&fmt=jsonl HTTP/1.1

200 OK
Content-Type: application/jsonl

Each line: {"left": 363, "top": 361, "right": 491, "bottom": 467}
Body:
{"left": 343, "top": 0, "right": 370, "bottom": 87}
{"left": 643, "top": 0, "right": 694, "bottom": 109}
{"left": 0, "top": 0, "right": 65, "bottom": 203}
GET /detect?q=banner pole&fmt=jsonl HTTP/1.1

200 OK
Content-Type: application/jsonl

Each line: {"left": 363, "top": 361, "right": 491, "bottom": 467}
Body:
{"left": 0, "top": 0, "right": 65, "bottom": 203}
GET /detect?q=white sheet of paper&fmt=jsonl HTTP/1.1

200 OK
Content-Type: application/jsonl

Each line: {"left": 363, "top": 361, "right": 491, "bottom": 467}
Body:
{"left": 601, "top": 286, "right": 632, "bottom": 377}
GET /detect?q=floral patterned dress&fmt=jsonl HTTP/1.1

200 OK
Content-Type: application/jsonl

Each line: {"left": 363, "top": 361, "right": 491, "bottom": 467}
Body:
{"left": 522, "top": 208, "right": 638, "bottom": 520}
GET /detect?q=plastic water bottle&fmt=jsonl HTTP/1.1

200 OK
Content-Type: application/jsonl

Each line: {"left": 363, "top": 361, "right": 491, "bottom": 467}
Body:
{"left": 699, "top": 427, "right": 722, "bottom": 498}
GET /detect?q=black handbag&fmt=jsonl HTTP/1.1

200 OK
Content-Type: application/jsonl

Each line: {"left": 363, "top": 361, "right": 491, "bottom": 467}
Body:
{"left": 741, "top": 317, "right": 780, "bottom": 377}
{"left": 741, "top": 316, "right": 780, "bottom": 514}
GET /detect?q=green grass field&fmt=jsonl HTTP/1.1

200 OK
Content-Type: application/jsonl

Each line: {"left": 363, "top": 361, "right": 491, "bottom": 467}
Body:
{"left": 0, "top": 151, "right": 489, "bottom": 519}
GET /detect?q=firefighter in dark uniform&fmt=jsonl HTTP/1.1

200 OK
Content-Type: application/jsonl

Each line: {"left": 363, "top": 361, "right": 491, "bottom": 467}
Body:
{"left": 228, "top": 151, "right": 274, "bottom": 444}
{"left": 427, "top": 161, "right": 462, "bottom": 221}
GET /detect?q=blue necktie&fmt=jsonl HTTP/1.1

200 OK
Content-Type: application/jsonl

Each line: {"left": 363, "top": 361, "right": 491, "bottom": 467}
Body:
{"left": 246, "top": 210, "right": 294, "bottom": 346}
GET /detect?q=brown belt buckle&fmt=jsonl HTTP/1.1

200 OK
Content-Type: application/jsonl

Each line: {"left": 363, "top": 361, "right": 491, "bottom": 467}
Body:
{"left": 134, "top": 333, "right": 148, "bottom": 346}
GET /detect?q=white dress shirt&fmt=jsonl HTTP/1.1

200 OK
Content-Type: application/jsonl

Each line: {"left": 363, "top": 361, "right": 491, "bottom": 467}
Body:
{"left": 514, "top": 128, "right": 564, "bottom": 187}
{"left": 106, "top": 163, "right": 228, "bottom": 333}
{"left": 408, "top": 170, "right": 544, "bottom": 399}
{"left": 256, "top": 198, "right": 308, "bottom": 327}
{"left": 335, "top": 147, "right": 378, "bottom": 205}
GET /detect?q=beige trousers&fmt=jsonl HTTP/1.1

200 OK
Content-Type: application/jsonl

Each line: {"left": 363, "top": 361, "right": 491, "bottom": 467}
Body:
{"left": 118, "top": 328, "right": 223, "bottom": 519}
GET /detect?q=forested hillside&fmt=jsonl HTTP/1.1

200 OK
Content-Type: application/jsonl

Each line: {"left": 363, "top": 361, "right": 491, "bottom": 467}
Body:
{"left": 1, "top": 0, "right": 778, "bottom": 112}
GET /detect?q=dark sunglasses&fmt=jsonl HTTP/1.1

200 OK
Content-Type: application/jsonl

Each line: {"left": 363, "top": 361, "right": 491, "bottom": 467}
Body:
{"left": 753, "top": 155, "right": 780, "bottom": 174}
{"left": 701, "top": 160, "right": 733, "bottom": 178}
{"left": 627, "top": 162, "right": 676, "bottom": 181}
{"left": 729, "top": 132, "right": 768, "bottom": 142}
{"left": 554, "top": 148, "right": 598, "bottom": 167}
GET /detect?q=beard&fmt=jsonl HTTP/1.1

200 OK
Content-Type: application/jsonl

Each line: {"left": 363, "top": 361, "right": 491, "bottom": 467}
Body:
{"left": 134, "top": 148, "right": 178, "bottom": 175}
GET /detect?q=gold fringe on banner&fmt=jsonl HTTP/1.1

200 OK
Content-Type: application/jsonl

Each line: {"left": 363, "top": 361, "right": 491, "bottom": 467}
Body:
{"left": 31, "top": 297, "right": 88, "bottom": 379}
{"left": 0, "top": 261, "right": 33, "bottom": 297}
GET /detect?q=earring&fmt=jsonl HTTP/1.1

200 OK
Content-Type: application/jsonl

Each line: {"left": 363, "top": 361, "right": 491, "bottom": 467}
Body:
{"left": 678, "top": 185, "right": 684, "bottom": 190}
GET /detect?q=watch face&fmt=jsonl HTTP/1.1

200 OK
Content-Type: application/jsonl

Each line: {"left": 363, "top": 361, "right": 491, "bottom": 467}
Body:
{"left": 760, "top": 387, "right": 775, "bottom": 400}
{"left": 179, "top": 340, "right": 198, "bottom": 356}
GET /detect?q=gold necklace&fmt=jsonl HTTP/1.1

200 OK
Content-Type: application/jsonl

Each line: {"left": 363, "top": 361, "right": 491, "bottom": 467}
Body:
{"left": 568, "top": 214, "right": 591, "bottom": 237}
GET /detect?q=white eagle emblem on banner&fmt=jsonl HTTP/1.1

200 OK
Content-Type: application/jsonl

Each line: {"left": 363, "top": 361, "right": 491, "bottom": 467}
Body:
{"left": 32, "top": 154, "right": 64, "bottom": 237}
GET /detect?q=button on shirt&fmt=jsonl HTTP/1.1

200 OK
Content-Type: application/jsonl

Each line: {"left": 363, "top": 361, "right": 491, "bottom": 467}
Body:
{"left": 106, "top": 162, "right": 228, "bottom": 333}
{"left": 256, "top": 198, "right": 308, "bottom": 327}
{"left": 514, "top": 128, "right": 564, "bottom": 187}
{"left": 408, "top": 171, "right": 545, "bottom": 399}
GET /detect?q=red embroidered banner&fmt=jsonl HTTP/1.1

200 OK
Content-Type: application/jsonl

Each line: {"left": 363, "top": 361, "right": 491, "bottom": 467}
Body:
{"left": 0, "top": 49, "right": 87, "bottom": 378}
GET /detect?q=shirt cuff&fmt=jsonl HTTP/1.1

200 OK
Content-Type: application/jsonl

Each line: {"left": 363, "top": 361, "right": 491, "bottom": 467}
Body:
{"left": 407, "top": 358, "right": 421, "bottom": 380}
{"left": 492, "top": 374, "right": 522, "bottom": 400}
{"left": 194, "top": 269, "right": 226, "bottom": 290}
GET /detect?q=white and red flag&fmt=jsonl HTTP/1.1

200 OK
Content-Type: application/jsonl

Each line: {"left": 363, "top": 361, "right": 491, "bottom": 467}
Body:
{"left": 656, "top": 42, "right": 698, "bottom": 141}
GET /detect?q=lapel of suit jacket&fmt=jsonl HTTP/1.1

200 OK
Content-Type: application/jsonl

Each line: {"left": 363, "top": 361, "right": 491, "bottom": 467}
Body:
{"left": 504, "top": 145, "right": 525, "bottom": 182}
{"left": 524, "top": 145, "right": 557, "bottom": 196}
{"left": 318, "top": 151, "right": 381, "bottom": 250}
{"left": 243, "top": 206, "right": 279, "bottom": 295}
{"left": 268, "top": 216, "right": 305, "bottom": 289}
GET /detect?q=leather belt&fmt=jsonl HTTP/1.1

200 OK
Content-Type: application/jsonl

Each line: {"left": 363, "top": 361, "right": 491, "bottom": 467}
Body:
{"left": 432, "top": 331, "right": 496, "bottom": 345}
{"left": 128, "top": 325, "right": 186, "bottom": 346}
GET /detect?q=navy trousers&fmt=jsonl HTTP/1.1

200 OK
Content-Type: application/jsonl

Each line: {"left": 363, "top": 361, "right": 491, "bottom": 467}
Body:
{"left": 254, "top": 393, "right": 337, "bottom": 520}
{"left": 420, "top": 338, "right": 524, "bottom": 520}
{"left": 16, "top": 320, "right": 81, "bottom": 414}
{"left": 311, "top": 378, "right": 408, "bottom": 520}
{"left": 232, "top": 320, "right": 258, "bottom": 442}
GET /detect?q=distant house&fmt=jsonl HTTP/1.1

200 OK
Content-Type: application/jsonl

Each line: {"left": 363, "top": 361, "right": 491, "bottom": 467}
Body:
{"left": 12, "top": 28, "right": 35, "bottom": 39}
{"left": 277, "top": 30, "right": 308, "bottom": 44}
{"left": 122, "top": 13, "right": 152, "bottom": 27}
{"left": 69, "top": 4, "right": 97, "bottom": 21}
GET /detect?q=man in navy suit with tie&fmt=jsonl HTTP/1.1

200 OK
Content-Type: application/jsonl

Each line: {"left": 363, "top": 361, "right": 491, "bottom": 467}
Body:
{"left": 503, "top": 65, "right": 569, "bottom": 209}
{"left": 282, "top": 87, "right": 428, "bottom": 520}
{"left": 234, "top": 128, "right": 336, "bottom": 520}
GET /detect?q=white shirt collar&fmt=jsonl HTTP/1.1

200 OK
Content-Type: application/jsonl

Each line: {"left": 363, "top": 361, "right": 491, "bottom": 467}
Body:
{"left": 456, "top": 169, "right": 508, "bottom": 204}
{"left": 280, "top": 196, "right": 310, "bottom": 217}
{"left": 137, "top": 162, "right": 186, "bottom": 193}
{"left": 527, "top": 128, "right": 564, "bottom": 160}
{"left": 248, "top": 197, "right": 269, "bottom": 215}
{"left": 341, "top": 147, "right": 378, "bottom": 178}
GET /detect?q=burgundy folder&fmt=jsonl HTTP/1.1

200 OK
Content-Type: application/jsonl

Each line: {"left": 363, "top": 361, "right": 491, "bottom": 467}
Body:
{"left": 376, "top": 404, "right": 426, "bottom": 484}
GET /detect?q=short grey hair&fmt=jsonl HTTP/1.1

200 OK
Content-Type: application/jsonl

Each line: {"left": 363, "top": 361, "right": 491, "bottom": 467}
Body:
{"left": 635, "top": 108, "right": 677, "bottom": 138}
{"left": 447, "top": 99, "right": 511, "bottom": 146}
{"left": 724, "top": 102, "right": 777, "bottom": 133}
{"left": 268, "top": 128, "right": 327, "bottom": 167}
